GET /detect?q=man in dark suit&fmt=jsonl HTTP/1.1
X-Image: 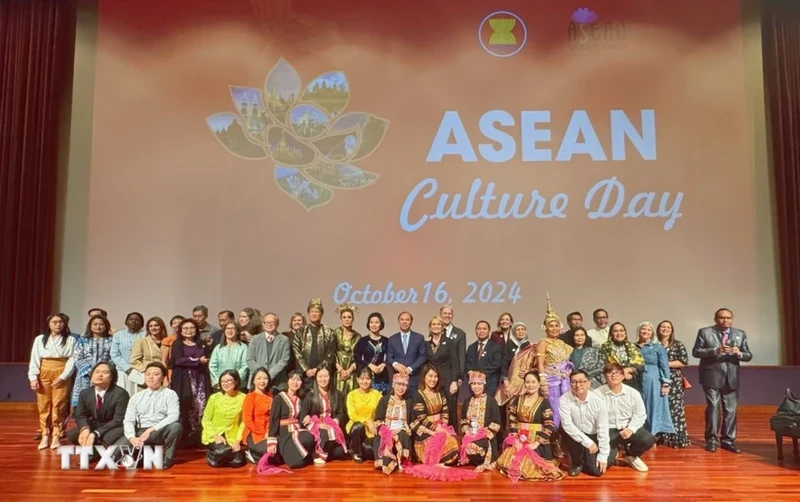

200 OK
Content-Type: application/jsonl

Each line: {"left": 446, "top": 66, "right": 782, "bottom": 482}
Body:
{"left": 440, "top": 305, "right": 467, "bottom": 384}
{"left": 465, "top": 321, "right": 502, "bottom": 397}
{"left": 560, "top": 311, "right": 592, "bottom": 348}
{"left": 386, "top": 311, "right": 427, "bottom": 391}
{"left": 692, "top": 308, "right": 753, "bottom": 453}
{"left": 66, "top": 362, "right": 130, "bottom": 451}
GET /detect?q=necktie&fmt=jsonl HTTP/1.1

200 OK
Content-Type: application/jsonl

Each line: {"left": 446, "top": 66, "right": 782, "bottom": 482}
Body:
{"left": 96, "top": 394, "right": 103, "bottom": 411}
{"left": 402, "top": 334, "right": 409, "bottom": 354}
{"left": 478, "top": 341, "right": 485, "bottom": 358}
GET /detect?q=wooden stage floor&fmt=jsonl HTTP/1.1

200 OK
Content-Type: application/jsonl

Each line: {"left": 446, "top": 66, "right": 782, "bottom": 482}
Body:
{"left": 0, "top": 405, "right": 797, "bottom": 501}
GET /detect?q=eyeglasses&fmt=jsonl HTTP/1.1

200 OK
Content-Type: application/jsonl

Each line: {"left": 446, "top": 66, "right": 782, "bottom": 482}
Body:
{"left": 606, "top": 371, "right": 624, "bottom": 377}
{"left": 570, "top": 380, "right": 590, "bottom": 386}
{"left": 220, "top": 379, "right": 236, "bottom": 385}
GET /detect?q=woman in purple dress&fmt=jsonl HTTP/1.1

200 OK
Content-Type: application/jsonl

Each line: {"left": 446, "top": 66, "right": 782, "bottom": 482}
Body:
{"left": 170, "top": 319, "right": 211, "bottom": 447}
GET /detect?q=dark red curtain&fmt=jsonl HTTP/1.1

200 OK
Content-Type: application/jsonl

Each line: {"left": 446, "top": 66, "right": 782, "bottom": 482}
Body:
{"left": 0, "top": 0, "right": 77, "bottom": 362}
{"left": 763, "top": 0, "right": 800, "bottom": 365}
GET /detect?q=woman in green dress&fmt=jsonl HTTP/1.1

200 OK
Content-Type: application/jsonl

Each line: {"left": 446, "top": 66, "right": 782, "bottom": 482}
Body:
{"left": 333, "top": 303, "right": 361, "bottom": 395}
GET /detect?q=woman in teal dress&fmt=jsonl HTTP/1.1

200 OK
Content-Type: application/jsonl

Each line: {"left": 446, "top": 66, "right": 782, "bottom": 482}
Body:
{"left": 636, "top": 322, "right": 675, "bottom": 436}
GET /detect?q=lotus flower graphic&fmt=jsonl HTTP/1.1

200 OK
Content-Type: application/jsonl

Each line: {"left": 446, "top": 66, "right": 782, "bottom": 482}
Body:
{"left": 571, "top": 7, "right": 598, "bottom": 24}
{"left": 206, "top": 58, "right": 389, "bottom": 211}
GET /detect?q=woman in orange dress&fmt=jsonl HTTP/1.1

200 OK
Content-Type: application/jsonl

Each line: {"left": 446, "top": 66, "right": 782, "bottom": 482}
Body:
{"left": 243, "top": 367, "right": 274, "bottom": 463}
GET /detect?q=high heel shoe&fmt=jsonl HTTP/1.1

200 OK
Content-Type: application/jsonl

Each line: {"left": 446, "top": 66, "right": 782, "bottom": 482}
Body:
{"left": 50, "top": 432, "right": 61, "bottom": 449}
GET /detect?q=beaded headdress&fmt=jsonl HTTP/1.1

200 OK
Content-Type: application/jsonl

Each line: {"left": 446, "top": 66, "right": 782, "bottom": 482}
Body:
{"left": 541, "top": 292, "right": 561, "bottom": 330}
{"left": 335, "top": 303, "right": 359, "bottom": 315}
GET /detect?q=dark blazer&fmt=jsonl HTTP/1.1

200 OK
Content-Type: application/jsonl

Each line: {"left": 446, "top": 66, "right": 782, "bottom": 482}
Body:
{"left": 465, "top": 339, "right": 502, "bottom": 397}
{"left": 559, "top": 329, "right": 592, "bottom": 348}
{"left": 386, "top": 331, "right": 427, "bottom": 390}
{"left": 424, "top": 335, "right": 460, "bottom": 390}
{"left": 692, "top": 326, "right": 753, "bottom": 390}
{"left": 490, "top": 330, "right": 509, "bottom": 349}
{"left": 445, "top": 325, "right": 467, "bottom": 381}
{"left": 74, "top": 385, "right": 129, "bottom": 441}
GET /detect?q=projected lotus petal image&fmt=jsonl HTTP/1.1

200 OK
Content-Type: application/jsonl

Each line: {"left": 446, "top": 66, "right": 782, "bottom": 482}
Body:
{"left": 571, "top": 7, "right": 598, "bottom": 24}
{"left": 206, "top": 57, "right": 389, "bottom": 211}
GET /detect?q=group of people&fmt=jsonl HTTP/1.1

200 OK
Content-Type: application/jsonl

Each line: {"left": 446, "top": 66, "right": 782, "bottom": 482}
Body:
{"left": 27, "top": 296, "right": 753, "bottom": 479}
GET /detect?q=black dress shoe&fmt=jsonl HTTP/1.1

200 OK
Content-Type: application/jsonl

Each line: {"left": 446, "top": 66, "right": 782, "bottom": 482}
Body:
{"left": 353, "top": 455, "right": 364, "bottom": 464}
{"left": 705, "top": 443, "right": 717, "bottom": 452}
{"left": 568, "top": 466, "right": 582, "bottom": 477}
{"left": 720, "top": 442, "right": 741, "bottom": 454}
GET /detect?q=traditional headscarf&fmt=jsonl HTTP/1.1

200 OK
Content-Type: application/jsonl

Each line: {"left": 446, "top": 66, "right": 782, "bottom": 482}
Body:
{"left": 542, "top": 292, "right": 561, "bottom": 330}
{"left": 307, "top": 298, "right": 324, "bottom": 313}
{"left": 468, "top": 371, "right": 487, "bottom": 385}
{"left": 510, "top": 321, "right": 528, "bottom": 339}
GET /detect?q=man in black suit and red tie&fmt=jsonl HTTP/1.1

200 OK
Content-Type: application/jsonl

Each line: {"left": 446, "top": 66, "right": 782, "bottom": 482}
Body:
{"left": 66, "top": 361, "right": 130, "bottom": 451}
{"left": 465, "top": 320, "right": 502, "bottom": 397}
{"left": 692, "top": 308, "right": 753, "bottom": 453}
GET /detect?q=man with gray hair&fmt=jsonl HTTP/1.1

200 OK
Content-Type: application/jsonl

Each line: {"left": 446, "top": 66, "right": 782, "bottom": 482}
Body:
{"left": 247, "top": 312, "right": 290, "bottom": 391}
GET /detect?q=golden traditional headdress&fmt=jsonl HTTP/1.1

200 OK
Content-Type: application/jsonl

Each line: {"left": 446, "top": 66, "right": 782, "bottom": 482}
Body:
{"left": 307, "top": 298, "right": 324, "bottom": 313}
{"left": 541, "top": 292, "right": 561, "bottom": 330}
{"left": 393, "top": 373, "right": 409, "bottom": 385}
{"left": 468, "top": 371, "right": 487, "bottom": 385}
{"left": 335, "top": 303, "right": 359, "bottom": 315}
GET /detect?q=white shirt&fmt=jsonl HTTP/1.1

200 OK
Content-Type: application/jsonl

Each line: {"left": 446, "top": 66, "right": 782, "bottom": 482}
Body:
{"left": 28, "top": 334, "right": 76, "bottom": 381}
{"left": 445, "top": 325, "right": 453, "bottom": 338}
{"left": 559, "top": 391, "right": 610, "bottom": 461}
{"left": 587, "top": 327, "right": 609, "bottom": 347}
{"left": 95, "top": 388, "right": 108, "bottom": 401}
{"left": 595, "top": 384, "right": 646, "bottom": 432}
{"left": 123, "top": 386, "right": 180, "bottom": 439}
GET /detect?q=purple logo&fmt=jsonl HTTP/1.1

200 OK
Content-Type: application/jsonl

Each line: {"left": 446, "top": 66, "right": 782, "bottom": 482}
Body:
{"left": 568, "top": 7, "right": 626, "bottom": 49}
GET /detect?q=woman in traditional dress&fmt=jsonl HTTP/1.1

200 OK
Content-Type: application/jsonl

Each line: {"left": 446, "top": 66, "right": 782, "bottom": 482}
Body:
{"left": 374, "top": 373, "right": 414, "bottom": 474}
{"left": 130, "top": 317, "right": 167, "bottom": 393}
{"left": 243, "top": 367, "right": 273, "bottom": 463}
{"left": 71, "top": 315, "right": 112, "bottom": 408}
{"left": 346, "top": 367, "right": 382, "bottom": 463}
{"left": 459, "top": 371, "right": 502, "bottom": 472}
{"left": 598, "top": 322, "right": 645, "bottom": 391}
{"left": 496, "top": 322, "right": 535, "bottom": 407}
{"left": 497, "top": 370, "right": 565, "bottom": 482}
{"left": 536, "top": 294, "right": 574, "bottom": 430}
{"left": 636, "top": 321, "right": 675, "bottom": 436}
{"left": 201, "top": 369, "right": 247, "bottom": 468}
{"left": 570, "top": 327, "right": 604, "bottom": 389}
{"left": 264, "top": 370, "right": 315, "bottom": 470}
{"left": 209, "top": 321, "right": 249, "bottom": 391}
{"left": 300, "top": 365, "right": 348, "bottom": 463}
{"left": 655, "top": 320, "right": 691, "bottom": 448}
{"left": 353, "top": 312, "right": 390, "bottom": 393}
{"left": 333, "top": 303, "right": 360, "bottom": 395}
{"left": 29, "top": 314, "right": 75, "bottom": 450}
{"left": 161, "top": 315, "right": 184, "bottom": 384}
{"left": 170, "top": 319, "right": 211, "bottom": 447}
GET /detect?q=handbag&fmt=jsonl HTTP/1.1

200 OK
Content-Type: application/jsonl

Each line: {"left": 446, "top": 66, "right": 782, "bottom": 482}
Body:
{"left": 776, "top": 388, "right": 800, "bottom": 417}
{"left": 681, "top": 375, "right": 692, "bottom": 389}
{"left": 206, "top": 442, "right": 234, "bottom": 467}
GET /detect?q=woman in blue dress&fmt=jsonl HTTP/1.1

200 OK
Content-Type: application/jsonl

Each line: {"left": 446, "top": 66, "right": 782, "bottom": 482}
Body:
{"left": 71, "top": 315, "right": 113, "bottom": 407}
{"left": 635, "top": 322, "right": 675, "bottom": 436}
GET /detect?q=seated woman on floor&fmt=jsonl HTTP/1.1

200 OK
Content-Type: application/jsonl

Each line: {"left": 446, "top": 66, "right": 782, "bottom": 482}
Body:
{"left": 459, "top": 371, "right": 502, "bottom": 472}
{"left": 373, "top": 373, "right": 414, "bottom": 475}
{"left": 300, "top": 365, "right": 349, "bottom": 464}
{"left": 242, "top": 367, "right": 273, "bottom": 464}
{"left": 496, "top": 370, "right": 565, "bottom": 482}
{"left": 346, "top": 367, "right": 382, "bottom": 464}
{"left": 201, "top": 369, "right": 246, "bottom": 468}
{"left": 263, "top": 370, "right": 316, "bottom": 470}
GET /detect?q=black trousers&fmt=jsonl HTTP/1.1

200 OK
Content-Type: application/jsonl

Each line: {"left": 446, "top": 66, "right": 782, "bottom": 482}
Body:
{"left": 66, "top": 425, "right": 126, "bottom": 449}
{"left": 703, "top": 382, "right": 739, "bottom": 445}
{"left": 607, "top": 428, "right": 655, "bottom": 465}
{"left": 113, "top": 422, "right": 183, "bottom": 466}
{"left": 246, "top": 435, "right": 268, "bottom": 462}
{"left": 348, "top": 423, "right": 375, "bottom": 460}
{"left": 562, "top": 432, "right": 603, "bottom": 477}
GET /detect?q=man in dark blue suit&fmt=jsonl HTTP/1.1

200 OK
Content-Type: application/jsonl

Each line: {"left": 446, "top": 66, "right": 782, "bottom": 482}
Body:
{"left": 387, "top": 311, "right": 427, "bottom": 391}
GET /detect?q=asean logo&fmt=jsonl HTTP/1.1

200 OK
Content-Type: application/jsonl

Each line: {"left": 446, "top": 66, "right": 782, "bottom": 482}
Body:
{"left": 478, "top": 11, "right": 527, "bottom": 58}
{"left": 206, "top": 58, "right": 390, "bottom": 211}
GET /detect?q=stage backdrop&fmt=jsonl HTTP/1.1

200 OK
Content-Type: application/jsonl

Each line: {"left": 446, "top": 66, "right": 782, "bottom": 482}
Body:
{"left": 86, "top": 0, "right": 778, "bottom": 362}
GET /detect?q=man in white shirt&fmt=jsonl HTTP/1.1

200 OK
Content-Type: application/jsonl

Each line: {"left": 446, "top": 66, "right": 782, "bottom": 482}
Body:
{"left": 114, "top": 362, "right": 182, "bottom": 468}
{"left": 559, "top": 369, "right": 609, "bottom": 477}
{"left": 595, "top": 363, "right": 655, "bottom": 472}
{"left": 587, "top": 308, "right": 610, "bottom": 347}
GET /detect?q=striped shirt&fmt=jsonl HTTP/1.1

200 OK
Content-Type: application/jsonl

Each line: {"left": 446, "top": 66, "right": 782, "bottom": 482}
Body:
{"left": 111, "top": 329, "right": 145, "bottom": 372}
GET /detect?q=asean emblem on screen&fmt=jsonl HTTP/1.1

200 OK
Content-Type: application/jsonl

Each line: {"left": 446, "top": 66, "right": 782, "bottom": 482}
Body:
{"left": 205, "top": 58, "right": 390, "bottom": 211}
{"left": 478, "top": 11, "right": 527, "bottom": 58}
